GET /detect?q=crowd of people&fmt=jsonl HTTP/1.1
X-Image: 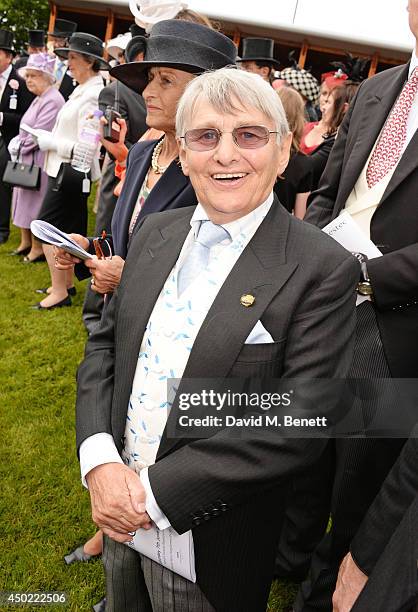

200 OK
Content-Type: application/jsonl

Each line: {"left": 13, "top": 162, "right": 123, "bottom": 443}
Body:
{"left": 1, "top": 2, "right": 418, "bottom": 612}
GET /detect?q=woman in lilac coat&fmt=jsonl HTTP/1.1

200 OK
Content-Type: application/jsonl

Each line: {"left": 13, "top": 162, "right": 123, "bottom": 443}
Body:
{"left": 10, "top": 54, "right": 64, "bottom": 260}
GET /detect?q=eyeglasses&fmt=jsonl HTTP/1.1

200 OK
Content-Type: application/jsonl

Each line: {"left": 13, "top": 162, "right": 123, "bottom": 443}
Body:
{"left": 181, "top": 125, "right": 278, "bottom": 151}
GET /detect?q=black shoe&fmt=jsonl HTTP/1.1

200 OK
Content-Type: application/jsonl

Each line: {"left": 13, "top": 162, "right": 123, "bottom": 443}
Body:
{"left": 35, "top": 286, "right": 76, "bottom": 297}
{"left": 92, "top": 597, "right": 106, "bottom": 612}
{"left": 23, "top": 254, "right": 46, "bottom": 263}
{"left": 31, "top": 296, "right": 72, "bottom": 310}
{"left": 64, "top": 545, "right": 94, "bottom": 565}
{"left": 10, "top": 246, "right": 31, "bottom": 256}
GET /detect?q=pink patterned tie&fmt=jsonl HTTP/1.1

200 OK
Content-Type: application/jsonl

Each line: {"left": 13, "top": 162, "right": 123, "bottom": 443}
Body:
{"left": 366, "top": 67, "right": 418, "bottom": 188}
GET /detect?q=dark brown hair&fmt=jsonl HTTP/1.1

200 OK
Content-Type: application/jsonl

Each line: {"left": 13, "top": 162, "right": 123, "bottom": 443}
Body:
{"left": 324, "top": 83, "right": 358, "bottom": 136}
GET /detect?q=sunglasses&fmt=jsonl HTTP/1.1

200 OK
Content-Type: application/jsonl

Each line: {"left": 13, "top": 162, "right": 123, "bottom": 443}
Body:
{"left": 181, "top": 125, "right": 278, "bottom": 151}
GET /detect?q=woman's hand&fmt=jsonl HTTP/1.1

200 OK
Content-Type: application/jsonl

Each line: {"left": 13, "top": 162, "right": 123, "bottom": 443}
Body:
{"left": 100, "top": 116, "right": 129, "bottom": 163}
{"left": 53, "top": 234, "right": 90, "bottom": 269}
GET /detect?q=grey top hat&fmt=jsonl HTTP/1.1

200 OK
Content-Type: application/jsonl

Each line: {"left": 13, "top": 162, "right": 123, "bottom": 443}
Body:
{"left": 48, "top": 19, "right": 77, "bottom": 39}
{"left": 55, "top": 33, "right": 110, "bottom": 70}
{"left": 0, "top": 29, "right": 16, "bottom": 55}
{"left": 27, "top": 30, "right": 46, "bottom": 48}
{"left": 111, "top": 19, "right": 237, "bottom": 93}
{"left": 238, "top": 38, "right": 280, "bottom": 69}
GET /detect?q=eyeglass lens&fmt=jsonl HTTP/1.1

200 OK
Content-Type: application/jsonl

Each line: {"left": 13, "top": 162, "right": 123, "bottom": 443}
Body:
{"left": 184, "top": 126, "right": 272, "bottom": 150}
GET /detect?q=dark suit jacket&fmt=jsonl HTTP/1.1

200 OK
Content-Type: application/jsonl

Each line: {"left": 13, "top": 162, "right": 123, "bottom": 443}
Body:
{"left": 351, "top": 427, "right": 418, "bottom": 611}
{"left": 58, "top": 70, "right": 76, "bottom": 102}
{"left": 76, "top": 199, "right": 359, "bottom": 611}
{"left": 111, "top": 139, "right": 198, "bottom": 259}
{"left": 0, "top": 66, "right": 34, "bottom": 145}
{"left": 305, "top": 63, "right": 418, "bottom": 377}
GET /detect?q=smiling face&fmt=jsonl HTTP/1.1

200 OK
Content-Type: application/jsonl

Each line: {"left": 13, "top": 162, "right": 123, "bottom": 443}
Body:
{"left": 179, "top": 97, "right": 291, "bottom": 224}
{"left": 142, "top": 67, "right": 195, "bottom": 133}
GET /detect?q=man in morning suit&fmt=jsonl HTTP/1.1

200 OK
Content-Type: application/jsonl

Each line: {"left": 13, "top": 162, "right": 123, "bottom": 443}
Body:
{"left": 296, "top": 1, "right": 418, "bottom": 609}
{"left": 75, "top": 69, "right": 359, "bottom": 612}
{"left": 0, "top": 29, "right": 34, "bottom": 244}
{"left": 47, "top": 19, "right": 77, "bottom": 101}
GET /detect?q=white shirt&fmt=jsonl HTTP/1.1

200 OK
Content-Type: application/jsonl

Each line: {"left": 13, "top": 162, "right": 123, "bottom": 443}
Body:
{"left": 80, "top": 194, "right": 275, "bottom": 528}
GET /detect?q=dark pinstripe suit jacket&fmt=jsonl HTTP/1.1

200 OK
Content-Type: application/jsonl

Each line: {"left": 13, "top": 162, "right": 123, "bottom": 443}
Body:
{"left": 76, "top": 199, "right": 359, "bottom": 611}
{"left": 305, "top": 62, "right": 418, "bottom": 378}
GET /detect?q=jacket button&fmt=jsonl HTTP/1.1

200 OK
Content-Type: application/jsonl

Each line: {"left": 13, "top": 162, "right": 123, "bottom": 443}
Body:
{"left": 211, "top": 508, "right": 220, "bottom": 516}
{"left": 202, "top": 512, "right": 210, "bottom": 521}
{"left": 220, "top": 503, "right": 228, "bottom": 512}
{"left": 192, "top": 517, "right": 201, "bottom": 526}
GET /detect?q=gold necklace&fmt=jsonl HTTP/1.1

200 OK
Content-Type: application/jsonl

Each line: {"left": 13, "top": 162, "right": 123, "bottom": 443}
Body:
{"left": 151, "top": 138, "right": 169, "bottom": 174}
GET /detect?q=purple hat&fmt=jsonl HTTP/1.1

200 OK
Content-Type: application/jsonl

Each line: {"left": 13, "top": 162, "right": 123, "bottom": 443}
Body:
{"left": 18, "top": 53, "right": 56, "bottom": 82}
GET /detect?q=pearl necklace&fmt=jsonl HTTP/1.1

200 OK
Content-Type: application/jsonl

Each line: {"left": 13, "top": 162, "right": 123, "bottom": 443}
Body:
{"left": 151, "top": 138, "right": 169, "bottom": 174}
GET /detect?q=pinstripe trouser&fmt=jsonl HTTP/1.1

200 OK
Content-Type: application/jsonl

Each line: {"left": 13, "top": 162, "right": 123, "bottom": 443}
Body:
{"left": 102, "top": 536, "right": 215, "bottom": 612}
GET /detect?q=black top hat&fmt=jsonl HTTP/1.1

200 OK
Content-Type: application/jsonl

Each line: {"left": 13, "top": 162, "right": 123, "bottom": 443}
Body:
{"left": 238, "top": 38, "right": 280, "bottom": 69}
{"left": 48, "top": 19, "right": 77, "bottom": 39}
{"left": 111, "top": 19, "right": 237, "bottom": 93}
{"left": 27, "top": 30, "right": 45, "bottom": 48}
{"left": 129, "top": 23, "right": 147, "bottom": 38}
{"left": 55, "top": 33, "right": 110, "bottom": 70}
{"left": 125, "top": 36, "right": 146, "bottom": 64}
{"left": 0, "top": 29, "right": 16, "bottom": 55}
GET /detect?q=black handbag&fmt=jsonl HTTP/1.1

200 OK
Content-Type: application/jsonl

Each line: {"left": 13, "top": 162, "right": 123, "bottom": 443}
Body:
{"left": 53, "top": 162, "right": 91, "bottom": 196}
{"left": 2, "top": 145, "right": 41, "bottom": 191}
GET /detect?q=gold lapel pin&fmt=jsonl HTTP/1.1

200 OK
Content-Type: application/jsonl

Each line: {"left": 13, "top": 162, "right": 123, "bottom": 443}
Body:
{"left": 240, "top": 294, "right": 255, "bottom": 308}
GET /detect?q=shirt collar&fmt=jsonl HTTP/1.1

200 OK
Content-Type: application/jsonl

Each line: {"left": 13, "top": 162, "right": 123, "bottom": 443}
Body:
{"left": 0, "top": 65, "right": 12, "bottom": 80}
{"left": 409, "top": 50, "right": 418, "bottom": 77}
{"left": 190, "top": 192, "right": 274, "bottom": 241}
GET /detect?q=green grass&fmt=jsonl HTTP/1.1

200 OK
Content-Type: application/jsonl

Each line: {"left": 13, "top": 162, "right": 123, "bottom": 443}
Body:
{"left": 0, "top": 194, "right": 298, "bottom": 611}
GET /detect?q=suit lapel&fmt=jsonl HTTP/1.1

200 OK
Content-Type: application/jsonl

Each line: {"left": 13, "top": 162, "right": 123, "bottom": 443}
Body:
{"left": 114, "top": 143, "right": 155, "bottom": 256}
{"left": 114, "top": 211, "right": 194, "bottom": 421}
{"left": 336, "top": 64, "right": 409, "bottom": 211}
{"left": 157, "top": 201, "right": 298, "bottom": 459}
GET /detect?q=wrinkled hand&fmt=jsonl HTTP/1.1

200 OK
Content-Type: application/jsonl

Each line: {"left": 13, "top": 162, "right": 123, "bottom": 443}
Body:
{"left": 332, "top": 553, "right": 368, "bottom": 611}
{"left": 36, "top": 130, "right": 57, "bottom": 152}
{"left": 53, "top": 234, "right": 90, "bottom": 269}
{"left": 85, "top": 255, "right": 125, "bottom": 294}
{"left": 86, "top": 463, "right": 152, "bottom": 543}
{"left": 100, "top": 116, "right": 129, "bottom": 163}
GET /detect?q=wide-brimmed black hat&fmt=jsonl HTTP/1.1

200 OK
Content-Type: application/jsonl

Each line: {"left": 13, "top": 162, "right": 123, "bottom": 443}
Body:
{"left": 27, "top": 30, "right": 45, "bottom": 48}
{"left": 55, "top": 33, "right": 110, "bottom": 70}
{"left": 111, "top": 19, "right": 237, "bottom": 93}
{"left": 0, "top": 29, "right": 16, "bottom": 55}
{"left": 237, "top": 38, "right": 280, "bottom": 69}
{"left": 48, "top": 19, "right": 77, "bottom": 39}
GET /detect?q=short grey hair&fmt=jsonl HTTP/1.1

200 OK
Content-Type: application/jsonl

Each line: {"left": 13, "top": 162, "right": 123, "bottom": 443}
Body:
{"left": 176, "top": 67, "right": 289, "bottom": 144}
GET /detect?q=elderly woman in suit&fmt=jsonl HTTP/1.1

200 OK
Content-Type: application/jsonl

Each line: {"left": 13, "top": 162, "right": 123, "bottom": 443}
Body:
{"left": 10, "top": 53, "right": 64, "bottom": 260}
{"left": 32, "top": 33, "right": 108, "bottom": 310}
